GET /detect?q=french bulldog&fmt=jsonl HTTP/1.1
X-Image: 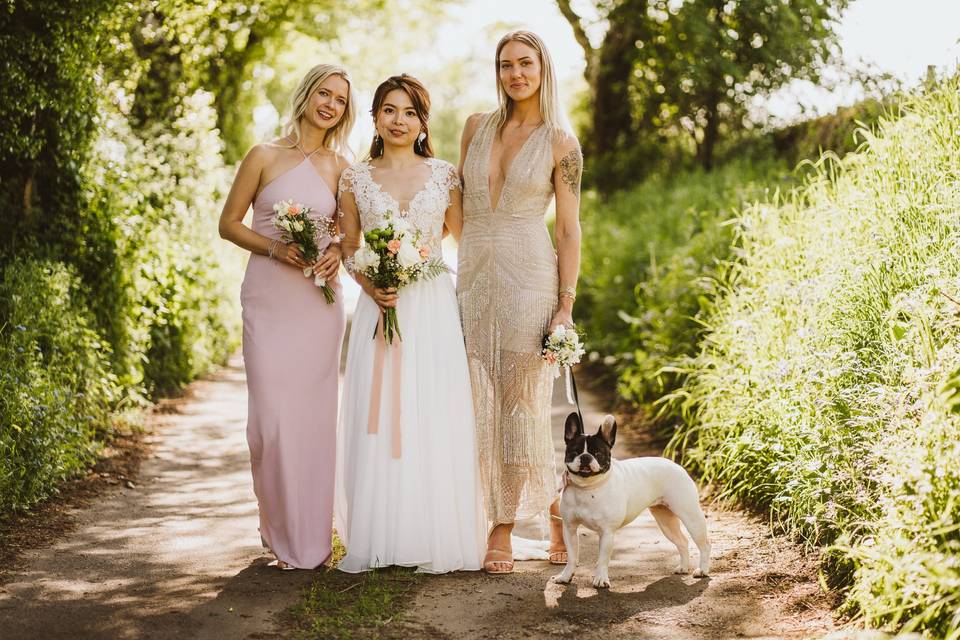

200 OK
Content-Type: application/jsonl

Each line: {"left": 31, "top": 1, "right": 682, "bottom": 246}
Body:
{"left": 552, "top": 413, "right": 711, "bottom": 588}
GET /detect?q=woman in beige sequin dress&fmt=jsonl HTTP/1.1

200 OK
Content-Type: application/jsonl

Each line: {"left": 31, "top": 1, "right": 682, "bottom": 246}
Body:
{"left": 457, "top": 30, "right": 583, "bottom": 574}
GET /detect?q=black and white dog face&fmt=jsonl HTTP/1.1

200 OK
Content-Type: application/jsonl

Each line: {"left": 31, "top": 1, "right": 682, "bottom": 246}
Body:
{"left": 563, "top": 413, "right": 617, "bottom": 477}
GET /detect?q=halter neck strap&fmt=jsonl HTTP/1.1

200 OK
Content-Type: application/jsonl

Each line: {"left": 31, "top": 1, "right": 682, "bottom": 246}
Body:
{"left": 297, "top": 144, "right": 325, "bottom": 159}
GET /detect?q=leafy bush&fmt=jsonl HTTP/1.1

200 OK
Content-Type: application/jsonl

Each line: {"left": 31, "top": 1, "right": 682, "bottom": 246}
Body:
{"left": 85, "top": 85, "right": 242, "bottom": 397}
{"left": 671, "top": 82, "right": 960, "bottom": 636}
{"left": 0, "top": 259, "right": 118, "bottom": 512}
{"left": 577, "top": 158, "right": 794, "bottom": 404}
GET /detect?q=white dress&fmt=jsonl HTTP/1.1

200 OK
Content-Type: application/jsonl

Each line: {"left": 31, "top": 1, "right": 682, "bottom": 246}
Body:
{"left": 334, "top": 158, "right": 486, "bottom": 574}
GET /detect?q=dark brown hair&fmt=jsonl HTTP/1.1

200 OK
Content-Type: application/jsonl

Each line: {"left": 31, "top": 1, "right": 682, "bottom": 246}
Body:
{"left": 368, "top": 74, "right": 434, "bottom": 159}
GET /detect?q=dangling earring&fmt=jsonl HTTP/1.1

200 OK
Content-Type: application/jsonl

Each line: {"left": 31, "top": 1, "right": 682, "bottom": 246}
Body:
{"left": 416, "top": 131, "right": 427, "bottom": 153}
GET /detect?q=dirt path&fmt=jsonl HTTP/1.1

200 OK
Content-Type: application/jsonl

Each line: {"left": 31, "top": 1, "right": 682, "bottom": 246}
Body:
{"left": 388, "top": 380, "right": 840, "bottom": 639}
{"left": 0, "top": 356, "right": 840, "bottom": 639}
{"left": 0, "top": 357, "right": 308, "bottom": 640}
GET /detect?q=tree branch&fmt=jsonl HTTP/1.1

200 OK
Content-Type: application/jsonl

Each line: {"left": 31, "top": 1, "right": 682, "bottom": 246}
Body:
{"left": 556, "top": 0, "right": 594, "bottom": 81}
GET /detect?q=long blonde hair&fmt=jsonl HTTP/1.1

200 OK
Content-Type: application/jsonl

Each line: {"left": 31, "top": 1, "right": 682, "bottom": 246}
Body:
{"left": 493, "top": 30, "right": 569, "bottom": 140}
{"left": 281, "top": 63, "right": 356, "bottom": 155}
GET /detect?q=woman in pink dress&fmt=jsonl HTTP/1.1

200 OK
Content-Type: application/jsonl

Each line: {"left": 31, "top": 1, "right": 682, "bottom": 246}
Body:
{"left": 219, "top": 64, "right": 356, "bottom": 569}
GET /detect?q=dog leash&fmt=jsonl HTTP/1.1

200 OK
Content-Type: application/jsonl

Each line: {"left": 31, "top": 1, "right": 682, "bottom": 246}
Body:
{"left": 565, "top": 365, "right": 584, "bottom": 427}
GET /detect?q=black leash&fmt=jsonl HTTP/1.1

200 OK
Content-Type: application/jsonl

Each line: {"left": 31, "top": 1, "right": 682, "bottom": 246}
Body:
{"left": 566, "top": 365, "right": 584, "bottom": 426}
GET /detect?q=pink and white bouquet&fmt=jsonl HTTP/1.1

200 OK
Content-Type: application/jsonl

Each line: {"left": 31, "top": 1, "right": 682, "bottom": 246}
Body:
{"left": 272, "top": 199, "right": 337, "bottom": 303}
{"left": 350, "top": 214, "right": 447, "bottom": 344}
{"left": 543, "top": 324, "right": 586, "bottom": 404}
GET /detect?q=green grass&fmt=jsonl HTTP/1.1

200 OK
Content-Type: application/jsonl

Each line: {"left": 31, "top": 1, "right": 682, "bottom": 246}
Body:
{"left": 289, "top": 535, "right": 420, "bottom": 639}
{"left": 578, "top": 156, "right": 796, "bottom": 406}
{"left": 668, "top": 81, "right": 960, "bottom": 637}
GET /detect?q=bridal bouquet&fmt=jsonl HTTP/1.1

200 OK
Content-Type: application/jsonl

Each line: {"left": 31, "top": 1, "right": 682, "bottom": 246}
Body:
{"left": 542, "top": 325, "right": 585, "bottom": 369}
{"left": 542, "top": 325, "right": 586, "bottom": 404}
{"left": 351, "top": 214, "right": 447, "bottom": 344}
{"left": 272, "top": 199, "right": 337, "bottom": 303}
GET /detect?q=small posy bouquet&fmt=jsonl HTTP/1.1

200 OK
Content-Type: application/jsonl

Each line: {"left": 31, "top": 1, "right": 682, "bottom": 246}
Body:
{"left": 542, "top": 324, "right": 586, "bottom": 405}
{"left": 542, "top": 325, "right": 586, "bottom": 369}
{"left": 272, "top": 199, "right": 337, "bottom": 303}
{"left": 351, "top": 214, "right": 447, "bottom": 344}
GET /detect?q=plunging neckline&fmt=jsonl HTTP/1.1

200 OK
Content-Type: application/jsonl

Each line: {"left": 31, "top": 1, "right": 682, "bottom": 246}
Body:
{"left": 486, "top": 121, "right": 544, "bottom": 213}
{"left": 364, "top": 160, "right": 434, "bottom": 217}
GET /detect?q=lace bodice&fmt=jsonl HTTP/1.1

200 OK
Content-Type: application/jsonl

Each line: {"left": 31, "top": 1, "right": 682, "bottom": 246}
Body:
{"left": 339, "top": 158, "right": 460, "bottom": 255}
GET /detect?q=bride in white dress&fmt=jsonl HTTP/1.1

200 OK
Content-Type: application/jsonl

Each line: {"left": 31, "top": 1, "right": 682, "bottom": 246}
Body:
{"left": 335, "top": 74, "right": 485, "bottom": 573}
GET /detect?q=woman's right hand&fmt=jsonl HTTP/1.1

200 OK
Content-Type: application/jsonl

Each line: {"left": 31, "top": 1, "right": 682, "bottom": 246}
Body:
{"left": 370, "top": 287, "right": 398, "bottom": 310}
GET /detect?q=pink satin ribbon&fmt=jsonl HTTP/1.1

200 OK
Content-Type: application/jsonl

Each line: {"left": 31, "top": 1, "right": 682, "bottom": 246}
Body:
{"left": 367, "top": 314, "right": 403, "bottom": 458}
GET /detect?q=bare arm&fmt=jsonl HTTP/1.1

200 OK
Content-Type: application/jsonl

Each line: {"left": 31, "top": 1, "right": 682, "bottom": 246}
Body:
{"left": 550, "top": 134, "right": 583, "bottom": 329}
{"left": 218, "top": 145, "right": 307, "bottom": 268}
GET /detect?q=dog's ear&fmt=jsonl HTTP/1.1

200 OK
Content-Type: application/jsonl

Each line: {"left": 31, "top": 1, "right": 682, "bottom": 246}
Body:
{"left": 598, "top": 415, "right": 617, "bottom": 448}
{"left": 564, "top": 412, "right": 583, "bottom": 442}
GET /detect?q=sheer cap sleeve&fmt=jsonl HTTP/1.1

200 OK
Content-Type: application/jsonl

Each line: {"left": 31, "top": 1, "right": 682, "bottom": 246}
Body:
{"left": 442, "top": 161, "right": 462, "bottom": 193}
{"left": 338, "top": 165, "right": 356, "bottom": 194}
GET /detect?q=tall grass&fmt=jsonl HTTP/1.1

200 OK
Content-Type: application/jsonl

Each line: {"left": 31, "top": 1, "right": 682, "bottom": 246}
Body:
{"left": 578, "top": 158, "right": 795, "bottom": 404}
{"left": 671, "top": 82, "right": 960, "bottom": 636}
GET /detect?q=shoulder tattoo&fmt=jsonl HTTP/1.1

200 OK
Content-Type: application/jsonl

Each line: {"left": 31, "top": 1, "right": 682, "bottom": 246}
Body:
{"left": 559, "top": 147, "right": 582, "bottom": 199}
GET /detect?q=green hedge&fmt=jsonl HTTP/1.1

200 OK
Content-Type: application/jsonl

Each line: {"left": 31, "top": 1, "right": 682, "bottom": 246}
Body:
{"left": 85, "top": 87, "right": 242, "bottom": 397}
{"left": 0, "top": 260, "right": 118, "bottom": 512}
{"left": 577, "top": 158, "right": 794, "bottom": 405}
{"left": 671, "top": 82, "right": 960, "bottom": 636}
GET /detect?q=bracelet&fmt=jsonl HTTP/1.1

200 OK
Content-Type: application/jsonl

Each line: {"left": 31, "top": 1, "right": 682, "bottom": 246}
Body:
{"left": 267, "top": 239, "right": 280, "bottom": 260}
{"left": 559, "top": 285, "right": 577, "bottom": 301}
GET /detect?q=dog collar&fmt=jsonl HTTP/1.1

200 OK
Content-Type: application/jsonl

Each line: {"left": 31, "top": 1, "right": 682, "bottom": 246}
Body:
{"left": 565, "top": 470, "right": 612, "bottom": 489}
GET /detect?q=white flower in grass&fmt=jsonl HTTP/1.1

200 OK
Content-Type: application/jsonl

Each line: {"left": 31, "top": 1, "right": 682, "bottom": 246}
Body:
{"left": 354, "top": 245, "right": 380, "bottom": 272}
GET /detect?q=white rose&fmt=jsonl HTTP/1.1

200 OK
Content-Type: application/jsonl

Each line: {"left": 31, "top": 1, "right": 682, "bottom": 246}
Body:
{"left": 396, "top": 238, "right": 422, "bottom": 269}
{"left": 293, "top": 220, "right": 304, "bottom": 232}
{"left": 391, "top": 216, "right": 412, "bottom": 235}
{"left": 354, "top": 246, "right": 380, "bottom": 273}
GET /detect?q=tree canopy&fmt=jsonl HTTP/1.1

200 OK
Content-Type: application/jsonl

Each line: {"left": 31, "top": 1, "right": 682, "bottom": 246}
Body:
{"left": 560, "top": 0, "right": 849, "bottom": 189}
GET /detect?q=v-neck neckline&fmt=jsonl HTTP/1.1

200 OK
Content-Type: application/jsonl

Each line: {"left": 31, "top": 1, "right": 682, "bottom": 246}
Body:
{"left": 365, "top": 160, "right": 434, "bottom": 216}
{"left": 486, "top": 120, "right": 544, "bottom": 213}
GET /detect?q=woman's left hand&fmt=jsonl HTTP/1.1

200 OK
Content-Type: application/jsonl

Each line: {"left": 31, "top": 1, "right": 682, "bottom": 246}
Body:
{"left": 312, "top": 246, "right": 342, "bottom": 281}
{"left": 549, "top": 307, "right": 574, "bottom": 331}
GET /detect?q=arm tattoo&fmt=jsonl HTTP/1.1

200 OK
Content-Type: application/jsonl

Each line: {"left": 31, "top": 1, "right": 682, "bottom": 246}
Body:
{"left": 559, "top": 147, "right": 582, "bottom": 199}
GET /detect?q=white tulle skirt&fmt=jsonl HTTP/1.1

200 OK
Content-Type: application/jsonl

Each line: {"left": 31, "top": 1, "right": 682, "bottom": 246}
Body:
{"left": 335, "top": 274, "right": 486, "bottom": 573}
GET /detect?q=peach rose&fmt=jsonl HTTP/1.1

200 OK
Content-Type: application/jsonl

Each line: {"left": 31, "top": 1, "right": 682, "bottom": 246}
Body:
{"left": 387, "top": 239, "right": 402, "bottom": 254}
{"left": 419, "top": 246, "right": 431, "bottom": 258}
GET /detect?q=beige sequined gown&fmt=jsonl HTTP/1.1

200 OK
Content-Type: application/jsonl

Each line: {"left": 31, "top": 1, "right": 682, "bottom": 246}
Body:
{"left": 458, "top": 112, "right": 559, "bottom": 524}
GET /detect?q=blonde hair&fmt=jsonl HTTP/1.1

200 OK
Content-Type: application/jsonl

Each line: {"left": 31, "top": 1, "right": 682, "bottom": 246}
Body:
{"left": 493, "top": 30, "right": 570, "bottom": 140}
{"left": 281, "top": 63, "right": 356, "bottom": 155}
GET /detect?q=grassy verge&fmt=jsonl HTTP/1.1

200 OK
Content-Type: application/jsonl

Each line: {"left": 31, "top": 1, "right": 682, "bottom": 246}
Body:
{"left": 578, "top": 157, "right": 796, "bottom": 407}
{"left": 288, "top": 536, "right": 420, "bottom": 639}
{"left": 671, "top": 82, "right": 960, "bottom": 636}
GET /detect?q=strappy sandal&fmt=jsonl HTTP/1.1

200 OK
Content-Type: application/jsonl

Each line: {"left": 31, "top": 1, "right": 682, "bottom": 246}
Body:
{"left": 484, "top": 526, "right": 514, "bottom": 574}
{"left": 483, "top": 547, "right": 515, "bottom": 574}
{"left": 549, "top": 513, "right": 568, "bottom": 565}
{"left": 268, "top": 558, "right": 296, "bottom": 571}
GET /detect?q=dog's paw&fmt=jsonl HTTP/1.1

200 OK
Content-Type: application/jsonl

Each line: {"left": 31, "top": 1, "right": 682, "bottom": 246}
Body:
{"left": 693, "top": 567, "right": 709, "bottom": 578}
{"left": 591, "top": 574, "right": 611, "bottom": 588}
{"left": 551, "top": 571, "right": 573, "bottom": 584}
{"left": 673, "top": 565, "right": 689, "bottom": 575}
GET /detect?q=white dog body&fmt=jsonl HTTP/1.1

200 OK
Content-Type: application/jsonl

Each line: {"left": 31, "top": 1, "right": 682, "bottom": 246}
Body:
{"left": 554, "top": 454, "right": 711, "bottom": 588}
